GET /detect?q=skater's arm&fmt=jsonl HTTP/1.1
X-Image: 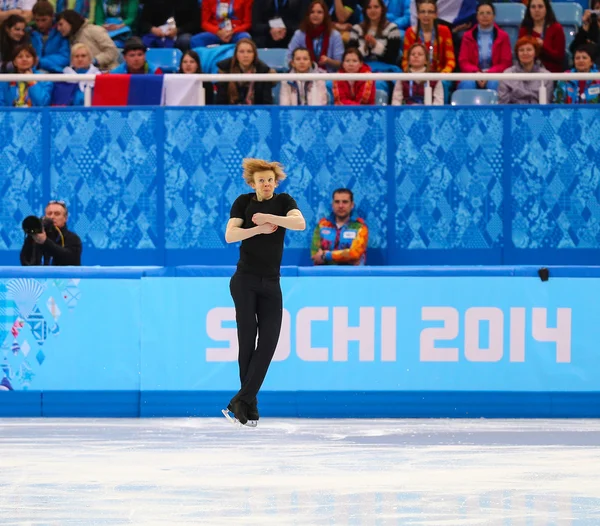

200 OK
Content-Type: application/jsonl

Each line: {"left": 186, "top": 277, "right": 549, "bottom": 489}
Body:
{"left": 252, "top": 210, "right": 306, "bottom": 231}
{"left": 225, "top": 218, "right": 277, "bottom": 243}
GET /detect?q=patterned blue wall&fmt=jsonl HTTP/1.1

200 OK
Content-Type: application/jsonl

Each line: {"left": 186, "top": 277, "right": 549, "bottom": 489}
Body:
{"left": 0, "top": 106, "right": 599, "bottom": 266}
{"left": 395, "top": 109, "right": 504, "bottom": 251}
{"left": 0, "top": 112, "right": 44, "bottom": 251}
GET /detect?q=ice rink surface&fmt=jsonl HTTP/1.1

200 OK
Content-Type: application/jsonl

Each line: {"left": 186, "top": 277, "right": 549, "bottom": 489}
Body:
{"left": 2, "top": 418, "right": 600, "bottom": 525}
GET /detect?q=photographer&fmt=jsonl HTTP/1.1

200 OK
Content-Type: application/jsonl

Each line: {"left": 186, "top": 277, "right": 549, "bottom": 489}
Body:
{"left": 570, "top": 1, "right": 600, "bottom": 66}
{"left": 20, "top": 200, "right": 82, "bottom": 266}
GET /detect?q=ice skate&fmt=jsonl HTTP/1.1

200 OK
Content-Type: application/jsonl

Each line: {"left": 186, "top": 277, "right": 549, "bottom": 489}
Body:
{"left": 223, "top": 400, "right": 251, "bottom": 427}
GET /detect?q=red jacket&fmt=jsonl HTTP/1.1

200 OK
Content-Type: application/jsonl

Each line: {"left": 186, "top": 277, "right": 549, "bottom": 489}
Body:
{"left": 518, "top": 23, "right": 565, "bottom": 73}
{"left": 333, "top": 63, "right": 376, "bottom": 105}
{"left": 201, "top": 0, "right": 253, "bottom": 34}
{"left": 459, "top": 24, "right": 513, "bottom": 73}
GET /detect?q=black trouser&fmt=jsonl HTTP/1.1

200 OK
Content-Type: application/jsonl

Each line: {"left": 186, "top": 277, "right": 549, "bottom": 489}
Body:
{"left": 229, "top": 272, "right": 283, "bottom": 405}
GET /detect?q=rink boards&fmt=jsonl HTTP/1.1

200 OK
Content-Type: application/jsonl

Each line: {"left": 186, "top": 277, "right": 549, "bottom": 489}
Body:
{"left": 1, "top": 265, "right": 600, "bottom": 417}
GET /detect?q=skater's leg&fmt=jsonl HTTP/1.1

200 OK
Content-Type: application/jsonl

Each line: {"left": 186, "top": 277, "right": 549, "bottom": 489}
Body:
{"left": 229, "top": 272, "right": 258, "bottom": 386}
{"left": 236, "top": 277, "right": 283, "bottom": 403}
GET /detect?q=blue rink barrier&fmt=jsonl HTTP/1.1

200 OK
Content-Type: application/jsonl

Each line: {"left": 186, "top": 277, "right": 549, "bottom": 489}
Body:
{"left": 1, "top": 265, "right": 600, "bottom": 418}
{"left": 2, "top": 106, "right": 600, "bottom": 268}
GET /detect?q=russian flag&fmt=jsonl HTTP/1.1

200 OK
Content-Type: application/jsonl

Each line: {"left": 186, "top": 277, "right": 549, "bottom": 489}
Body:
{"left": 92, "top": 74, "right": 164, "bottom": 106}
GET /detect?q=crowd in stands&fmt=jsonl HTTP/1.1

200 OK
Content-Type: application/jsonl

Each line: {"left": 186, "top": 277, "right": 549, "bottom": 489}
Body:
{"left": 0, "top": 0, "right": 598, "bottom": 106}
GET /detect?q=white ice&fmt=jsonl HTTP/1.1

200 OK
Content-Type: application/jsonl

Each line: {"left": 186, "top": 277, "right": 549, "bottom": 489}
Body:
{"left": 2, "top": 418, "right": 600, "bottom": 525}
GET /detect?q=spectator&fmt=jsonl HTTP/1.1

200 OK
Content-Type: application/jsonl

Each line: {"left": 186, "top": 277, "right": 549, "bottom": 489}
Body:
{"left": 20, "top": 200, "right": 82, "bottom": 266}
{"left": 287, "top": 0, "right": 344, "bottom": 72}
{"left": 61, "top": 43, "right": 100, "bottom": 105}
{"left": 0, "top": 0, "right": 34, "bottom": 24}
{"left": 94, "top": 0, "right": 138, "bottom": 45}
{"left": 138, "top": 0, "right": 199, "bottom": 51}
{"left": 347, "top": 0, "right": 401, "bottom": 65}
{"left": 178, "top": 49, "right": 214, "bottom": 104}
{"left": 111, "top": 36, "right": 162, "bottom": 73}
{"left": 216, "top": 38, "right": 275, "bottom": 104}
{"left": 30, "top": 1, "right": 69, "bottom": 73}
{"left": 52, "top": 0, "right": 94, "bottom": 22}
{"left": 191, "top": 0, "right": 253, "bottom": 48}
{"left": 311, "top": 188, "right": 368, "bottom": 266}
{"left": 56, "top": 9, "right": 120, "bottom": 71}
{"left": 458, "top": 1, "right": 512, "bottom": 92}
{"left": 0, "top": 44, "right": 52, "bottom": 106}
{"left": 498, "top": 36, "right": 553, "bottom": 104}
{"left": 518, "top": 0, "right": 565, "bottom": 73}
{"left": 332, "top": 47, "right": 375, "bottom": 105}
{"left": 251, "top": 0, "right": 305, "bottom": 49}
{"left": 387, "top": 0, "right": 410, "bottom": 37}
{"left": 0, "top": 14, "right": 28, "bottom": 73}
{"left": 402, "top": 0, "right": 455, "bottom": 73}
{"left": 570, "top": 0, "right": 600, "bottom": 66}
{"left": 324, "top": 0, "right": 359, "bottom": 42}
{"left": 279, "top": 47, "right": 328, "bottom": 105}
{"left": 392, "top": 42, "right": 444, "bottom": 104}
{"left": 554, "top": 44, "right": 600, "bottom": 104}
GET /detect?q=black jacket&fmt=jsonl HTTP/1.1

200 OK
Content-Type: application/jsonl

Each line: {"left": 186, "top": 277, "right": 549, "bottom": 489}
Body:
{"left": 251, "top": 0, "right": 307, "bottom": 48}
{"left": 216, "top": 58, "right": 274, "bottom": 105}
{"left": 139, "top": 0, "right": 200, "bottom": 36}
{"left": 20, "top": 226, "right": 82, "bottom": 266}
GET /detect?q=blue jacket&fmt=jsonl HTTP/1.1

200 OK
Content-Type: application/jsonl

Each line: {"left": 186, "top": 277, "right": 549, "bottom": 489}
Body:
{"left": 0, "top": 72, "right": 52, "bottom": 107}
{"left": 111, "top": 61, "right": 162, "bottom": 74}
{"left": 554, "top": 66, "right": 600, "bottom": 104}
{"left": 387, "top": 0, "right": 411, "bottom": 31}
{"left": 30, "top": 27, "right": 70, "bottom": 73}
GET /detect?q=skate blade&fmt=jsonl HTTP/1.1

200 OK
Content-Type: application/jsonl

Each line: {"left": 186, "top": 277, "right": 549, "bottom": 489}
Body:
{"left": 221, "top": 409, "right": 257, "bottom": 428}
{"left": 221, "top": 408, "right": 242, "bottom": 427}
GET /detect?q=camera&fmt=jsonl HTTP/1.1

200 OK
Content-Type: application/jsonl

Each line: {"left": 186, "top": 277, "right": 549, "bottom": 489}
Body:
{"left": 22, "top": 215, "right": 55, "bottom": 235}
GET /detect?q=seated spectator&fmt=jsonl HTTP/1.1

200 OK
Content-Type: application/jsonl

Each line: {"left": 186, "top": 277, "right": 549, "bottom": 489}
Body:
{"left": 498, "top": 36, "right": 553, "bottom": 104}
{"left": 191, "top": 0, "right": 252, "bottom": 48}
{"left": 387, "top": 0, "right": 410, "bottom": 37}
{"left": 20, "top": 200, "right": 82, "bottom": 266}
{"left": 138, "top": 0, "right": 198, "bottom": 51}
{"left": 347, "top": 0, "right": 401, "bottom": 65}
{"left": 30, "top": 1, "right": 69, "bottom": 73}
{"left": 94, "top": 0, "right": 138, "bottom": 46}
{"left": 111, "top": 37, "right": 162, "bottom": 73}
{"left": 458, "top": 1, "right": 512, "bottom": 92}
{"left": 216, "top": 38, "right": 274, "bottom": 104}
{"left": 402, "top": 0, "right": 455, "bottom": 73}
{"left": 555, "top": 44, "right": 600, "bottom": 104}
{"left": 0, "top": 14, "right": 28, "bottom": 73}
{"left": 570, "top": 0, "right": 600, "bottom": 66}
{"left": 280, "top": 47, "right": 328, "bottom": 105}
{"left": 311, "top": 188, "right": 368, "bottom": 266}
{"left": 179, "top": 49, "right": 214, "bottom": 104}
{"left": 251, "top": 0, "right": 305, "bottom": 49}
{"left": 392, "top": 42, "right": 443, "bottom": 104}
{"left": 52, "top": 0, "right": 94, "bottom": 23}
{"left": 324, "top": 0, "right": 360, "bottom": 43}
{"left": 0, "top": 44, "right": 52, "bottom": 106}
{"left": 333, "top": 47, "right": 375, "bottom": 105}
{"left": 0, "top": 0, "right": 34, "bottom": 24}
{"left": 518, "top": 0, "right": 565, "bottom": 73}
{"left": 56, "top": 10, "right": 120, "bottom": 71}
{"left": 287, "top": 0, "right": 344, "bottom": 72}
{"left": 61, "top": 43, "right": 100, "bottom": 105}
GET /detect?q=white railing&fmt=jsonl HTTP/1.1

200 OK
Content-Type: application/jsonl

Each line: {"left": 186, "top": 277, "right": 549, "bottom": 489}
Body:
{"left": 4, "top": 71, "right": 600, "bottom": 107}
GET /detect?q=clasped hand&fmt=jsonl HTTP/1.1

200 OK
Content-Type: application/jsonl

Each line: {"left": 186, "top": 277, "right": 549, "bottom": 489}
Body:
{"left": 252, "top": 213, "right": 278, "bottom": 234}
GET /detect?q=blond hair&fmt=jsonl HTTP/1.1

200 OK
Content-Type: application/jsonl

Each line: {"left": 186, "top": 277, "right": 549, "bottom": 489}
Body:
{"left": 242, "top": 158, "right": 287, "bottom": 185}
{"left": 71, "top": 43, "right": 91, "bottom": 60}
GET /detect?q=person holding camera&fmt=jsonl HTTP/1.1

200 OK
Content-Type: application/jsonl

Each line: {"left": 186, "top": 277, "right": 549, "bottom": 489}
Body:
{"left": 570, "top": 1, "right": 600, "bottom": 67}
{"left": 20, "top": 200, "right": 82, "bottom": 266}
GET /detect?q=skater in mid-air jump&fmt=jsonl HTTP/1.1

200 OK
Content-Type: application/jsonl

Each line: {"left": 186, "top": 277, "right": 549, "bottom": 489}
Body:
{"left": 223, "top": 158, "right": 306, "bottom": 426}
